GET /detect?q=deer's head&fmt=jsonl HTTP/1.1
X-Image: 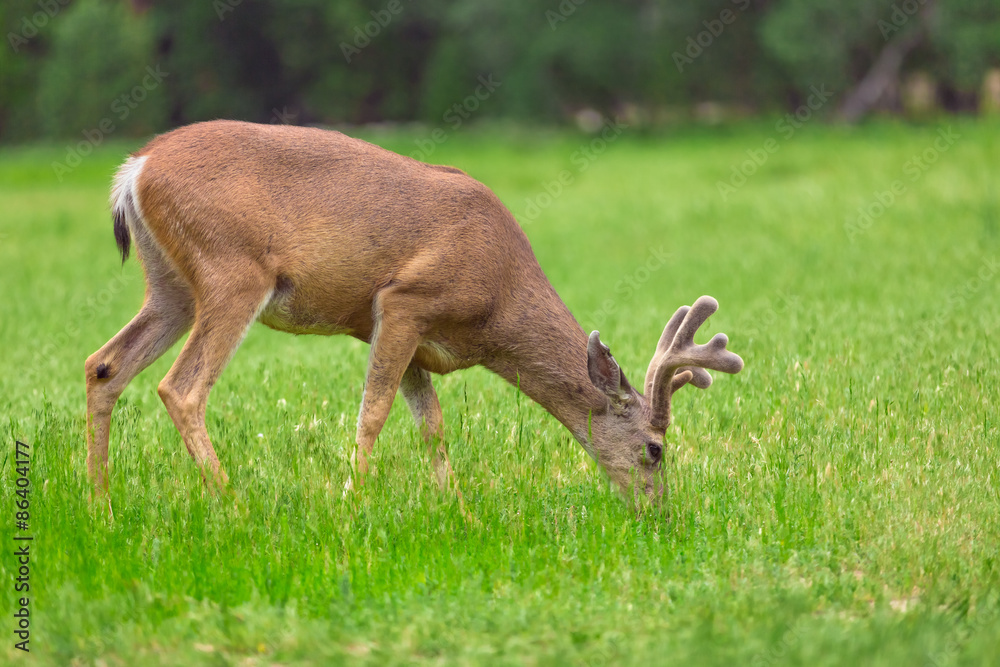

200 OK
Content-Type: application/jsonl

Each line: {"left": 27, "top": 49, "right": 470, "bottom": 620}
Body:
{"left": 584, "top": 296, "right": 743, "bottom": 509}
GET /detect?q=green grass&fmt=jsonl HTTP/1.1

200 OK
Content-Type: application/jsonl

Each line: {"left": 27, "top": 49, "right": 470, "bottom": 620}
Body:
{"left": 1, "top": 119, "right": 999, "bottom": 665}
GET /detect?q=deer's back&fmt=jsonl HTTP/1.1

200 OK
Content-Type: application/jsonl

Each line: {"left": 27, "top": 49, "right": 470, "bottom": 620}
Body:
{"left": 130, "top": 120, "right": 543, "bottom": 367}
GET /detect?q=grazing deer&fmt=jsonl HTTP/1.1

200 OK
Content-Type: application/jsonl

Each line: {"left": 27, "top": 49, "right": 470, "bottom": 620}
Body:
{"left": 85, "top": 120, "right": 743, "bottom": 509}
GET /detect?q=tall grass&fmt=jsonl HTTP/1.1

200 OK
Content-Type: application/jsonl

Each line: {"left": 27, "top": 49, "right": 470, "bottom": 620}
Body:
{"left": 1, "top": 120, "right": 998, "bottom": 665}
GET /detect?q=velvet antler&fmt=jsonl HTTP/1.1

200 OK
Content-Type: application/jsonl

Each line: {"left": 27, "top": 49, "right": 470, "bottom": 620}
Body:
{"left": 644, "top": 296, "right": 743, "bottom": 432}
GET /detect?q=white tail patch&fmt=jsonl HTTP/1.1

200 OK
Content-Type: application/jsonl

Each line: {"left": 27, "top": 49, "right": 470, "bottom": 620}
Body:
{"left": 110, "top": 155, "right": 148, "bottom": 236}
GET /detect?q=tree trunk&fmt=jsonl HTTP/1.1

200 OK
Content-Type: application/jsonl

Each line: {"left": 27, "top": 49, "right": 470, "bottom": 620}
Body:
{"left": 838, "top": 27, "right": 926, "bottom": 123}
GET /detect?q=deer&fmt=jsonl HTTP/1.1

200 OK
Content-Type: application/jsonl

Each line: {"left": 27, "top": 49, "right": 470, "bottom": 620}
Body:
{"left": 85, "top": 119, "right": 743, "bottom": 513}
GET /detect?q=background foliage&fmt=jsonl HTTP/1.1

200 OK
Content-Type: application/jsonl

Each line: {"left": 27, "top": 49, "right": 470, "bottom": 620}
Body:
{"left": 2, "top": 0, "right": 1000, "bottom": 141}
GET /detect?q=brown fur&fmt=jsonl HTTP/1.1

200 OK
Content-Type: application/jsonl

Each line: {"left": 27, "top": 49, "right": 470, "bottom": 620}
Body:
{"left": 84, "top": 120, "right": 742, "bottom": 510}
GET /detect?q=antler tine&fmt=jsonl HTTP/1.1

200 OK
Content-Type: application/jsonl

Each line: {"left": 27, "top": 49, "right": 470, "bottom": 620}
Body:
{"left": 644, "top": 298, "right": 722, "bottom": 394}
{"left": 659, "top": 305, "right": 690, "bottom": 354}
{"left": 672, "top": 296, "right": 719, "bottom": 352}
{"left": 665, "top": 296, "right": 742, "bottom": 375}
{"left": 647, "top": 295, "right": 743, "bottom": 431}
{"left": 674, "top": 366, "right": 713, "bottom": 391}
{"left": 644, "top": 305, "right": 690, "bottom": 394}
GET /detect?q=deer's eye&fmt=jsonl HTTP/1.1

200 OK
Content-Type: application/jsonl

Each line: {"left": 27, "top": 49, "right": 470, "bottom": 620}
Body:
{"left": 645, "top": 442, "right": 663, "bottom": 465}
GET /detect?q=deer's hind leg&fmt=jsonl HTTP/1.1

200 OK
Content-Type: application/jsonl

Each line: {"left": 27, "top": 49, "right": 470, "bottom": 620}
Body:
{"left": 85, "top": 256, "right": 194, "bottom": 501}
{"left": 155, "top": 261, "right": 273, "bottom": 490}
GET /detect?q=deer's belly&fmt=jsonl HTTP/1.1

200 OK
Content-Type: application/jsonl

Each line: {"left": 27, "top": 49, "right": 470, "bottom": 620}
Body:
{"left": 412, "top": 341, "right": 465, "bottom": 374}
{"left": 256, "top": 275, "right": 371, "bottom": 337}
{"left": 255, "top": 273, "right": 480, "bottom": 375}
{"left": 257, "top": 309, "right": 354, "bottom": 336}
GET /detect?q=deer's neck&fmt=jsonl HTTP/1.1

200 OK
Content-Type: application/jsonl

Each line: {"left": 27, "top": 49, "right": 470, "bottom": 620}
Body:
{"left": 485, "top": 286, "right": 606, "bottom": 447}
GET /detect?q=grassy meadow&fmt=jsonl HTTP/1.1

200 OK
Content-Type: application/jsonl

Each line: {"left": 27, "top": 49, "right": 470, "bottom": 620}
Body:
{"left": 1, "top": 119, "right": 999, "bottom": 665}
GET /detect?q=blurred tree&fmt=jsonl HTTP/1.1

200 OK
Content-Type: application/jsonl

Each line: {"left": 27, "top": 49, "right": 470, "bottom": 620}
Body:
{"left": 760, "top": 0, "right": 901, "bottom": 112}
{"left": 2, "top": 0, "right": 1000, "bottom": 142}
{"left": 37, "top": 0, "right": 166, "bottom": 137}
{"left": 931, "top": 0, "right": 1000, "bottom": 92}
{"left": 761, "top": 0, "right": 1000, "bottom": 119}
{"left": 651, "top": 0, "right": 788, "bottom": 115}
{"left": 148, "top": 0, "right": 289, "bottom": 125}
{"left": 1, "top": 0, "right": 60, "bottom": 140}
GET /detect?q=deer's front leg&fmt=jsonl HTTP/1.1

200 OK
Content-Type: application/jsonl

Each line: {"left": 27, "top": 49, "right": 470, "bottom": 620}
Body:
{"left": 399, "top": 363, "right": 451, "bottom": 489}
{"left": 400, "top": 363, "right": 475, "bottom": 520}
{"left": 353, "top": 300, "right": 422, "bottom": 483}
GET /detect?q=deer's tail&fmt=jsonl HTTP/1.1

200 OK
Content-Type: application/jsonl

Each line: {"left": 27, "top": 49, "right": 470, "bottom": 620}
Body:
{"left": 109, "top": 155, "right": 148, "bottom": 265}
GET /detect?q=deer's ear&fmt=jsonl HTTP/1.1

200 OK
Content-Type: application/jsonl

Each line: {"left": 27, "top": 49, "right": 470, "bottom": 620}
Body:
{"left": 587, "top": 331, "right": 631, "bottom": 405}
